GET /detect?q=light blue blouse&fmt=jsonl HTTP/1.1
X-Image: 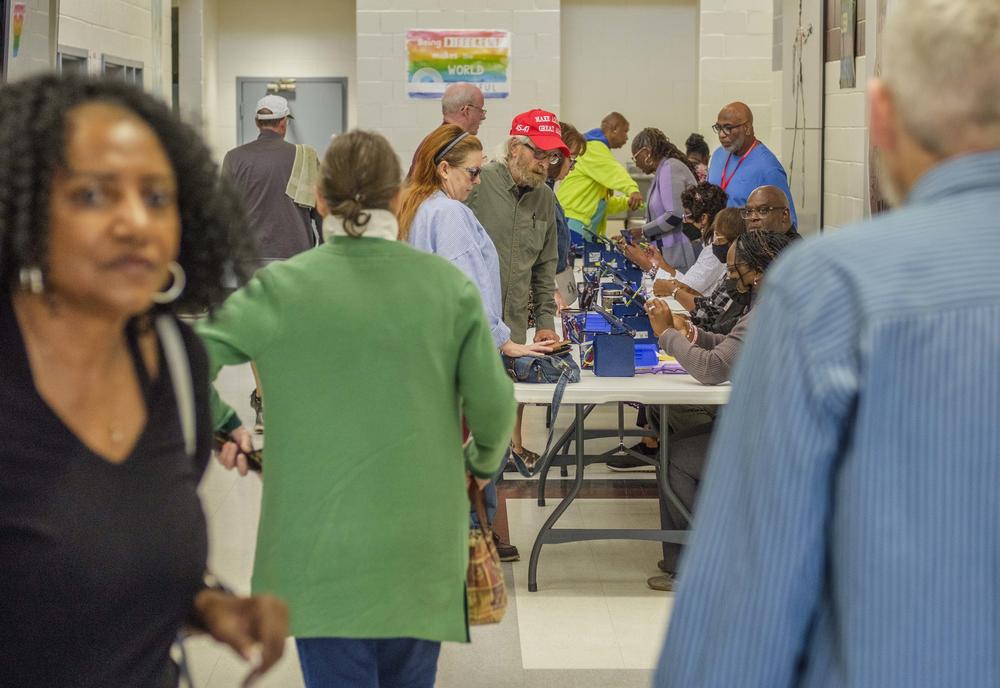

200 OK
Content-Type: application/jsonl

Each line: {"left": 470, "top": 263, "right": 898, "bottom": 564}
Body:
{"left": 409, "top": 191, "right": 511, "bottom": 349}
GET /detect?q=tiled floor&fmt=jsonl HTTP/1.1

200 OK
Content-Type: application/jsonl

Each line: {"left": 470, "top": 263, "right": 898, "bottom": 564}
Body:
{"left": 187, "top": 363, "right": 671, "bottom": 686}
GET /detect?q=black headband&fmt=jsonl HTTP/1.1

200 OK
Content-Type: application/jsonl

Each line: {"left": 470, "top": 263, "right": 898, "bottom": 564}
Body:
{"left": 434, "top": 131, "right": 470, "bottom": 164}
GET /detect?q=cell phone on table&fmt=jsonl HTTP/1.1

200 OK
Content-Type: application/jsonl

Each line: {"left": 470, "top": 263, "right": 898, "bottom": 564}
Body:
{"left": 212, "top": 432, "right": 263, "bottom": 473}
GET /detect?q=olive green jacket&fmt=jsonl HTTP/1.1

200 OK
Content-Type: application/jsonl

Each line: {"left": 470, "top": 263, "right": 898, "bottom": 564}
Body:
{"left": 465, "top": 161, "right": 558, "bottom": 343}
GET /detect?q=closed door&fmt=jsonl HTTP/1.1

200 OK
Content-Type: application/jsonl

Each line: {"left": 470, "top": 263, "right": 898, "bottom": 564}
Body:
{"left": 237, "top": 77, "right": 347, "bottom": 156}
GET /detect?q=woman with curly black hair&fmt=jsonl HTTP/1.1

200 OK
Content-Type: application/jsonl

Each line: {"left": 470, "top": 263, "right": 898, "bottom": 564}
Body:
{"left": 0, "top": 74, "right": 287, "bottom": 687}
{"left": 619, "top": 181, "right": 730, "bottom": 298}
{"left": 628, "top": 127, "right": 700, "bottom": 273}
{"left": 640, "top": 230, "right": 794, "bottom": 592}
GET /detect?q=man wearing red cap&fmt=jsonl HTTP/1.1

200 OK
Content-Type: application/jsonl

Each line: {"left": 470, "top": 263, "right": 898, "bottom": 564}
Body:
{"left": 466, "top": 110, "right": 570, "bottom": 560}
{"left": 466, "top": 109, "right": 570, "bottom": 347}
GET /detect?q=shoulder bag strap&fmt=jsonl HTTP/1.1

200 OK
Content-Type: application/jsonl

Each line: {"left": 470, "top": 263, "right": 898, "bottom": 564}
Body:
{"left": 155, "top": 315, "right": 197, "bottom": 459}
{"left": 508, "top": 369, "right": 570, "bottom": 478}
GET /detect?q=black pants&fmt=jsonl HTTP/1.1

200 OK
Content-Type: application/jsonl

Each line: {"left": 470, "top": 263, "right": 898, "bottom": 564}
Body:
{"left": 649, "top": 405, "right": 715, "bottom": 574}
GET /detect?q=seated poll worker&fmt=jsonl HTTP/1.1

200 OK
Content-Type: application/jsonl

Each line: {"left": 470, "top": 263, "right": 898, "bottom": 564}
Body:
{"left": 636, "top": 230, "right": 794, "bottom": 592}
{"left": 653, "top": 207, "right": 746, "bottom": 313}
{"left": 617, "top": 183, "right": 729, "bottom": 297}
{"left": 742, "top": 184, "right": 800, "bottom": 239}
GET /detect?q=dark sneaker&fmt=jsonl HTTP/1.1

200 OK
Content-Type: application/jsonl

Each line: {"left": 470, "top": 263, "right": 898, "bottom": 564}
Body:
{"left": 657, "top": 559, "right": 671, "bottom": 573}
{"left": 647, "top": 573, "right": 677, "bottom": 592}
{"left": 629, "top": 441, "right": 658, "bottom": 456}
{"left": 607, "top": 455, "right": 655, "bottom": 472}
{"left": 492, "top": 531, "right": 520, "bottom": 562}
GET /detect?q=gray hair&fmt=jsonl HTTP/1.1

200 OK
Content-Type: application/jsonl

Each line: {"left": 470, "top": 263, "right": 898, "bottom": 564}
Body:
{"left": 497, "top": 135, "right": 532, "bottom": 164}
{"left": 441, "top": 83, "right": 481, "bottom": 116}
{"left": 883, "top": 0, "right": 1000, "bottom": 156}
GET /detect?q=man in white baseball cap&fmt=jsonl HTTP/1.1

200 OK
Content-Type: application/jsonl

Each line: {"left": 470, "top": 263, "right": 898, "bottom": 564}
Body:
{"left": 222, "top": 93, "right": 318, "bottom": 432}
{"left": 254, "top": 94, "right": 295, "bottom": 123}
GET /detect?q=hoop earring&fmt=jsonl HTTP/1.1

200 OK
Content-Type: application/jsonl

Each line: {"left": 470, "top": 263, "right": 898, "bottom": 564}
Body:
{"left": 19, "top": 266, "right": 44, "bottom": 294}
{"left": 152, "top": 261, "right": 186, "bottom": 304}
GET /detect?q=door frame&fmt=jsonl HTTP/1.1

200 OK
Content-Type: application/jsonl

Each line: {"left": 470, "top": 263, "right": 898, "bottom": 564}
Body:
{"left": 235, "top": 76, "right": 349, "bottom": 147}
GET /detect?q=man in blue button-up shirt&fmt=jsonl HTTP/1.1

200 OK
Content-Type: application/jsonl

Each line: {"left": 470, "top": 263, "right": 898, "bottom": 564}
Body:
{"left": 656, "top": 1, "right": 1000, "bottom": 686}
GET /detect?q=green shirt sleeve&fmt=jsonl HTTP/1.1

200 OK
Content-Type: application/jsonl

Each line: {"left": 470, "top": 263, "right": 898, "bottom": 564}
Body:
{"left": 454, "top": 280, "right": 517, "bottom": 478}
{"left": 196, "top": 269, "right": 282, "bottom": 432}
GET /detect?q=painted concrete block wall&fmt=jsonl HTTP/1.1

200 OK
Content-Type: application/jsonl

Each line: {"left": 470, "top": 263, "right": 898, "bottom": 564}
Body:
{"left": 356, "top": 0, "right": 560, "bottom": 167}
{"left": 561, "top": 0, "right": 697, "bottom": 166}
{"left": 822, "top": 55, "right": 867, "bottom": 230}
{"left": 698, "top": 0, "right": 773, "bottom": 148}
{"left": 208, "top": 0, "right": 357, "bottom": 159}
{"left": 58, "top": 0, "right": 172, "bottom": 101}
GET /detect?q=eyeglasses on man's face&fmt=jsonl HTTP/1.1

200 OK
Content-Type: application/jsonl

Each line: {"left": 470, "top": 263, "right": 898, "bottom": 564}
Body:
{"left": 464, "top": 104, "right": 487, "bottom": 117}
{"left": 712, "top": 121, "right": 747, "bottom": 136}
{"left": 522, "top": 140, "right": 562, "bottom": 166}
{"left": 740, "top": 205, "right": 787, "bottom": 219}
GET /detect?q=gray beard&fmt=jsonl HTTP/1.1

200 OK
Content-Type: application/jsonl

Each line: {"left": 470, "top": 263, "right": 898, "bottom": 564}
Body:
{"left": 509, "top": 159, "right": 545, "bottom": 188}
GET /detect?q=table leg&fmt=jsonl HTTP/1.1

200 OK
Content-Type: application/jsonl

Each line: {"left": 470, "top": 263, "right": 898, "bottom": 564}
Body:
{"left": 528, "top": 403, "right": 586, "bottom": 593}
{"left": 537, "top": 404, "right": 595, "bottom": 506}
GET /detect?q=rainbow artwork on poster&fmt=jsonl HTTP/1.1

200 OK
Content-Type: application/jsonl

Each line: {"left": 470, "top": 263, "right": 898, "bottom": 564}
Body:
{"left": 406, "top": 30, "right": 511, "bottom": 99}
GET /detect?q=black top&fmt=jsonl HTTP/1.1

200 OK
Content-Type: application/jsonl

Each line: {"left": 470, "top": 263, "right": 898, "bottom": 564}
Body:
{"left": 0, "top": 296, "right": 212, "bottom": 687}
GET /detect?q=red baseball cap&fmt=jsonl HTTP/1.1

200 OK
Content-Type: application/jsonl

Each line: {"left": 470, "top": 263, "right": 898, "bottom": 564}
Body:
{"left": 509, "top": 109, "right": 570, "bottom": 157}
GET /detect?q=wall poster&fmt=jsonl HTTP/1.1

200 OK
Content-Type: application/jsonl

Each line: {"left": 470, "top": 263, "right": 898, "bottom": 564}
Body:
{"left": 840, "top": 0, "right": 857, "bottom": 88}
{"left": 405, "top": 29, "right": 511, "bottom": 99}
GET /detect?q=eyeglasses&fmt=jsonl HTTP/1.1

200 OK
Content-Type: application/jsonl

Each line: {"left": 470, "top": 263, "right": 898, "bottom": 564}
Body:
{"left": 631, "top": 147, "right": 650, "bottom": 163}
{"left": 521, "top": 140, "right": 562, "bottom": 166}
{"left": 463, "top": 166, "right": 482, "bottom": 180}
{"left": 712, "top": 121, "right": 747, "bottom": 135}
{"left": 464, "top": 104, "right": 487, "bottom": 116}
{"left": 740, "top": 205, "right": 787, "bottom": 219}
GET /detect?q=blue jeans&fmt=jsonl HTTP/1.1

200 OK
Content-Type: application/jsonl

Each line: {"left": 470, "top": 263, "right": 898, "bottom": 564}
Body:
{"left": 295, "top": 637, "right": 441, "bottom": 688}
{"left": 469, "top": 479, "right": 498, "bottom": 529}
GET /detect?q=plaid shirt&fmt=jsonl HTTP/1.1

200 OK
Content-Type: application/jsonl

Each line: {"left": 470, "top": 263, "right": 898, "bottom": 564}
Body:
{"left": 691, "top": 281, "right": 745, "bottom": 334}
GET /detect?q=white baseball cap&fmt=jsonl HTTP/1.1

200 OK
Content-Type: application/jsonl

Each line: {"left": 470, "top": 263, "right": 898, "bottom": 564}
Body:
{"left": 255, "top": 95, "right": 294, "bottom": 120}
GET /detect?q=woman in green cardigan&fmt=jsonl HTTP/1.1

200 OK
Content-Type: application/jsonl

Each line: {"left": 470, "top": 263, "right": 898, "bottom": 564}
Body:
{"left": 199, "top": 130, "right": 516, "bottom": 687}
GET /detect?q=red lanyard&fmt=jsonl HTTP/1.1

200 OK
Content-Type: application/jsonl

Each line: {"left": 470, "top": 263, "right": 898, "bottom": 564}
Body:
{"left": 720, "top": 139, "right": 758, "bottom": 192}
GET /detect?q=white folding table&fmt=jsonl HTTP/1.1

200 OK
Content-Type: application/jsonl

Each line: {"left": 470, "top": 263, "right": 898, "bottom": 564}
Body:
{"left": 514, "top": 372, "right": 730, "bottom": 591}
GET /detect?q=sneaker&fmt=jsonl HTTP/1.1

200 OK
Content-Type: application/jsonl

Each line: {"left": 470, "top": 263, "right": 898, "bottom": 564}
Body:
{"left": 629, "top": 441, "right": 658, "bottom": 456}
{"left": 657, "top": 559, "right": 670, "bottom": 573}
{"left": 249, "top": 390, "right": 264, "bottom": 435}
{"left": 647, "top": 573, "right": 676, "bottom": 592}
{"left": 492, "top": 531, "right": 520, "bottom": 562}
{"left": 607, "top": 455, "right": 655, "bottom": 472}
